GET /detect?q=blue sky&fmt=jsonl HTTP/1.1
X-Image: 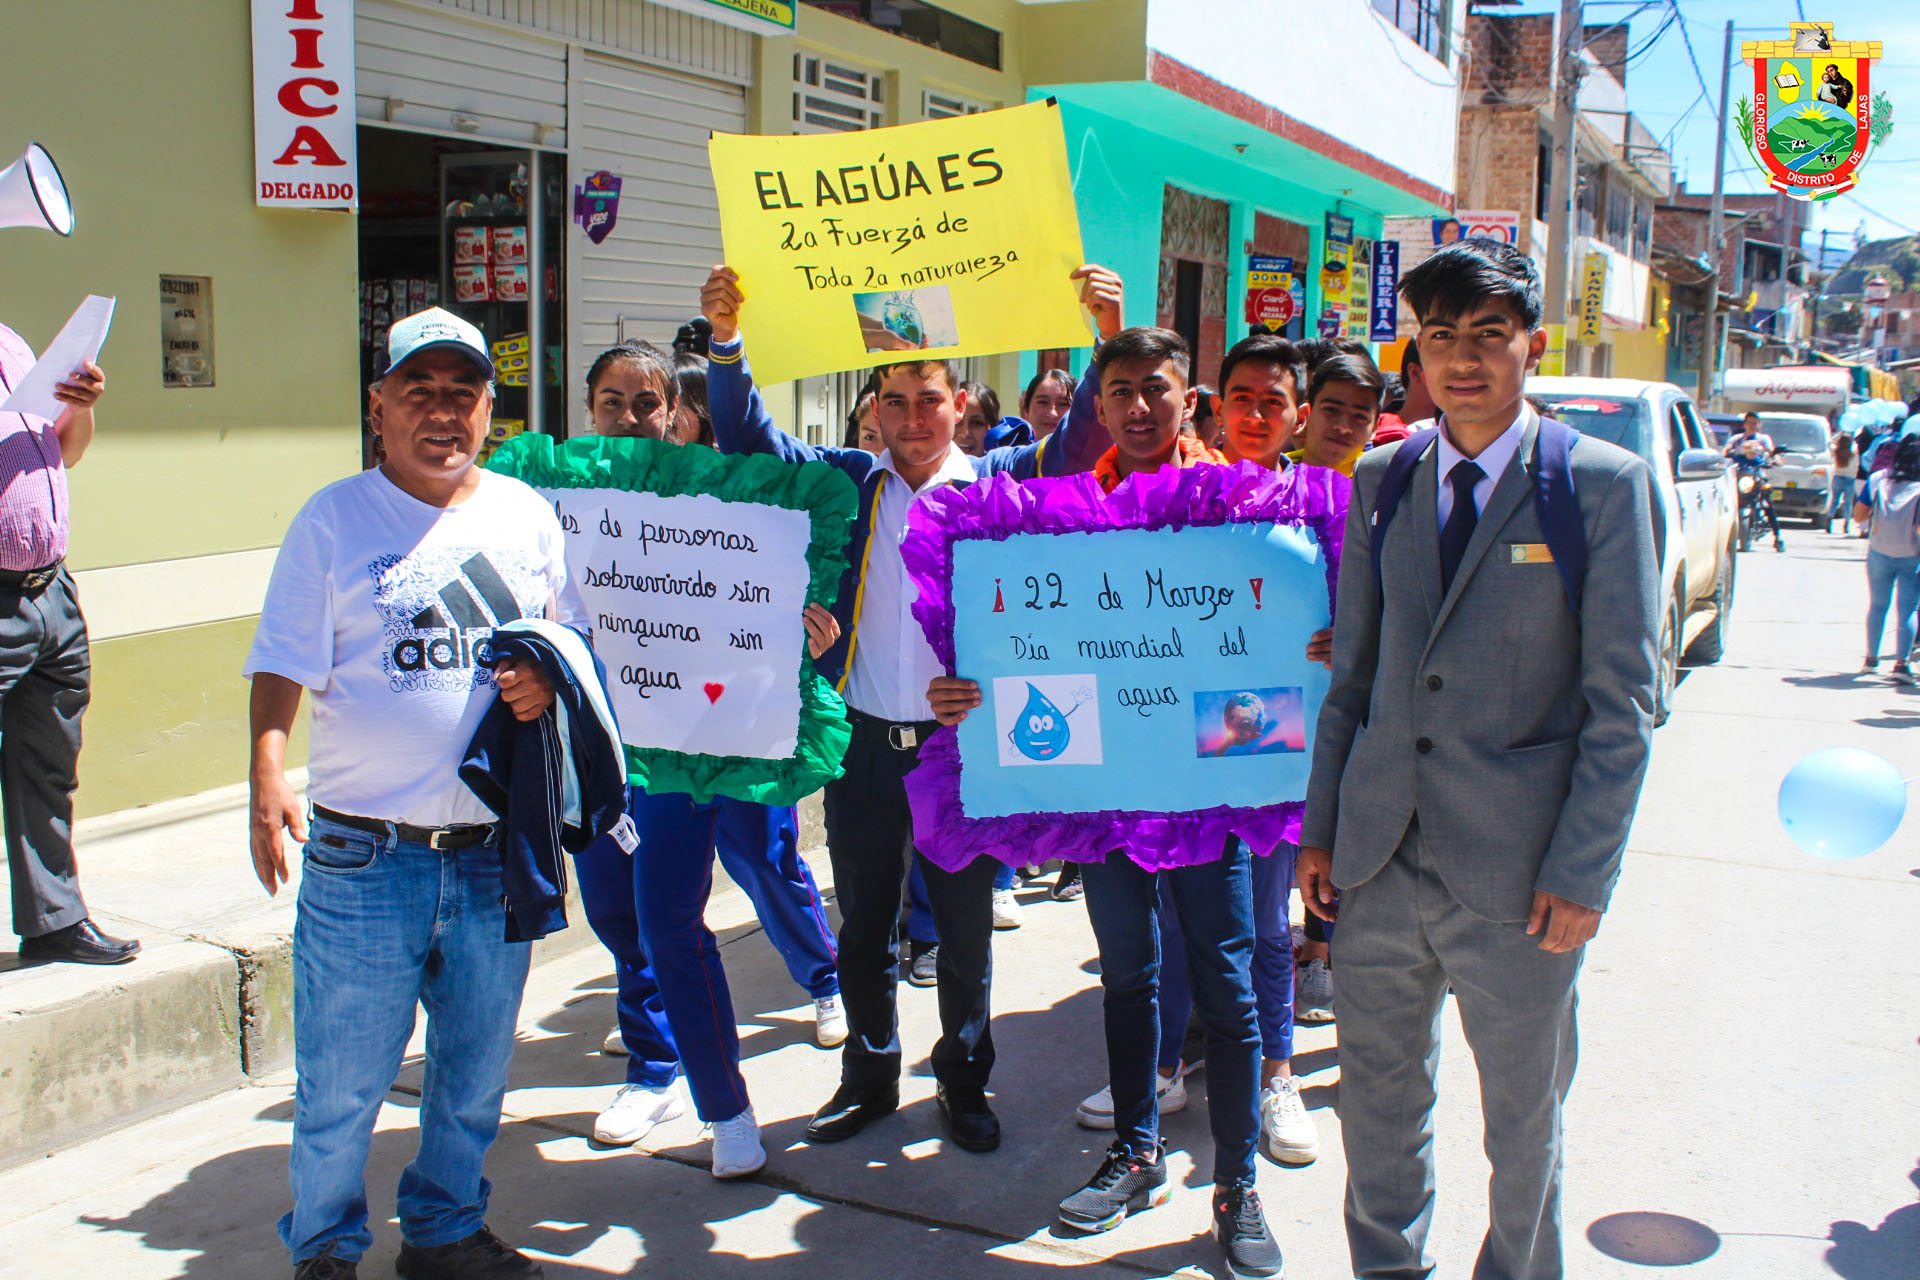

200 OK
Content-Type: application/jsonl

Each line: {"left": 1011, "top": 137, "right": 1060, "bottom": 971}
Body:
{"left": 1506, "top": 1, "right": 1920, "bottom": 256}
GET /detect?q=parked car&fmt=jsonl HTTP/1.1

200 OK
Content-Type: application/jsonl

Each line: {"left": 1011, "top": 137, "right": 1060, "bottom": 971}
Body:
{"left": 1527, "top": 376, "right": 1740, "bottom": 725}
{"left": 1749, "top": 412, "right": 1835, "bottom": 528}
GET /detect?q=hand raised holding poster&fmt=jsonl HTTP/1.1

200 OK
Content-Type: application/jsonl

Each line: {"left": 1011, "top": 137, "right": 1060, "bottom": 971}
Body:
{"left": 487, "top": 433, "right": 858, "bottom": 805}
{"left": 707, "top": 100, "right": 1092, "bottom": 386}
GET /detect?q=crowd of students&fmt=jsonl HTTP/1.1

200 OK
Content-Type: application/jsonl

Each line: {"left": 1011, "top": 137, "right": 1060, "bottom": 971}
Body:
{"left": 250, "top": 237, "right": 1660, "bottom": 1280}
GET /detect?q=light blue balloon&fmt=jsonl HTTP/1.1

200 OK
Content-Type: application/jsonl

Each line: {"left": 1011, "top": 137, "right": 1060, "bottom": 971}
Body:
{"left": 1840, "top": 407, "right": 1864, "bottom": 432}
{"left": 1778, "top": 747, "right": 1907, "bottom": 859}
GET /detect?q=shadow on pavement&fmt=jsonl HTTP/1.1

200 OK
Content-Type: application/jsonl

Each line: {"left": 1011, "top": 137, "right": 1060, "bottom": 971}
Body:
{"left": 1826, "top": 1163, "right": 1920, "bottom": 1280}
{"left": 1586, "top": 1210, "right": 1719, "bottom": 1265}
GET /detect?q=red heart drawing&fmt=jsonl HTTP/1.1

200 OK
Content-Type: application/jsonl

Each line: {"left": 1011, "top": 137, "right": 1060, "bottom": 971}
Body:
{"left": 703, "top": 682, "right": 724, "bottom": 704}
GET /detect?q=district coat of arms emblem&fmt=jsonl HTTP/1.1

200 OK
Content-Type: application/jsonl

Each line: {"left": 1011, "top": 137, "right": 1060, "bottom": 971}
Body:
{"left": 1737, "top": 22, "right": 1892, "bottom": 201}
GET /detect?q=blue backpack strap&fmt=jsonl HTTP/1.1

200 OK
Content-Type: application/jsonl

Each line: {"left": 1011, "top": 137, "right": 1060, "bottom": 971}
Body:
{"left": 1531, "top": 417, "right": 1585, "bottom": 614}
{"left": 1369, "top": 427, "right": 1440, "bottom": 605}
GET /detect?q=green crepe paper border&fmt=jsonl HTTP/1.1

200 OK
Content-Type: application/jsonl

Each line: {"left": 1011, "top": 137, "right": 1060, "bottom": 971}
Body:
{"left": 487, "top": 433, "right": 857, "bottom": 806}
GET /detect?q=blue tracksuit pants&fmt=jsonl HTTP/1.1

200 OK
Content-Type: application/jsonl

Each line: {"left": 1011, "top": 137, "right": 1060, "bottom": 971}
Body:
{"left": 576, "top": 787, "right": 838, "bottom": 1118}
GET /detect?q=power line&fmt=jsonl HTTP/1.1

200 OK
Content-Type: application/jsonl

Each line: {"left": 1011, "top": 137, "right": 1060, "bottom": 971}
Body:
{"left": 1670, "top": 0, "right": 1718, "bottom": 113}
{"left": 1837, "top": 193, "right": 1918, "bottom": 236}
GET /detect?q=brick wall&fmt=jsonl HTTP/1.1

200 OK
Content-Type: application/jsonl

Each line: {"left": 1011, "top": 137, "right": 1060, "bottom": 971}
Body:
{"left": 1582, "top": 24, "right": 1628, "bottom": 89}
{"left": 1464, "top": 14, "right": 1556, "bottom": 105}
{"left": 1457, "top": 105, "right": 1542, "bottom": 216}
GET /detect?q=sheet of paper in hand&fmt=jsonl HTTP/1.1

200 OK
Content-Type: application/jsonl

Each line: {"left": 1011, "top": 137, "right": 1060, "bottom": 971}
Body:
{"left": 901, "top": 462, "right": 1349, "bottom": 872}
{"left": 488, "top": 434, "right": 858, "bottom": 805}
{"left": 707, "top": 99, "right": 1091, "bottom": 386}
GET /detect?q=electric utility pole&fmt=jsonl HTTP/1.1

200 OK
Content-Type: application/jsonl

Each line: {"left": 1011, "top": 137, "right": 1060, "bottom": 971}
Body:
{"left": 1696, "top": 19, "right": 1734, "bottom": 405}
{"left": 1542, "top": 0, "right": 1583, "bottom": 335}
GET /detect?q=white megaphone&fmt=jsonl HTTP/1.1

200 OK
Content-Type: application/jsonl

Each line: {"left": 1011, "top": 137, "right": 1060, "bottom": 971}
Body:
{"left": 0, "top": 144, "right": 73, "bottom": 236}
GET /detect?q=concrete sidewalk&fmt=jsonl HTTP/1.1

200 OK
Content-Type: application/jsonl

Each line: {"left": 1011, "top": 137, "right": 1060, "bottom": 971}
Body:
{"left": 2, "top": 530, "right": 1917, "bottom": 1278}
{"left": 0, "top": 777, "right": 822, "bottom": 1166}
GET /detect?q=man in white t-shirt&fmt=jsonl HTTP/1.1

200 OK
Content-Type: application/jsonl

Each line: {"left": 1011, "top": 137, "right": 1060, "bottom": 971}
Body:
{"left": 246, "top": 309, "right": 584, "bottom": 1280}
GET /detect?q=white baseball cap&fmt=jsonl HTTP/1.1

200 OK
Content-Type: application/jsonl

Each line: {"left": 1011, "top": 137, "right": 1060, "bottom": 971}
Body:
{"left": 381, "top": 307, "right": 495, "bottom": 379}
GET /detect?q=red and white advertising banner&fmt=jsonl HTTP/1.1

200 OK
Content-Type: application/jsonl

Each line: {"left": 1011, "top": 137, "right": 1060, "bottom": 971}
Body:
{"left": 251, "top": 0, "right": 357, "bottom": 209}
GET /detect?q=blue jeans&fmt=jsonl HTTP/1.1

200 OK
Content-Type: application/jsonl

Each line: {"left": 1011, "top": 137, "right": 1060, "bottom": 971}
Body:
{"left": 1865, "top": 548, "right": 1920, "bottom": 660}
{"left": 280, "top": 815, "right": 531, "bottom": 1264}
{"left": 1159, "top": 842, "right": 1297, "bottom": 1065}
{"left": 1082, "top": 841, "right": 1259, "bottom": 1185}
{"left": 1829, "top": 475, "right": 1858, "bottom": 520}
{"left": 577, "top": 791, "right": 839, "bottom": 1097}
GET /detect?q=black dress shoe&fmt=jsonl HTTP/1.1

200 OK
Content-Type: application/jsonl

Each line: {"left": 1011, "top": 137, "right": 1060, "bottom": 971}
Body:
{"left": 936, "top": 1084, "right": 1001, "bottom": 1152}
{"left": 805, "top": 1081, "right": 899, "bottom": 1143}
{"left": 396, "top": 1226, "right": 543, "bottom": 1278}
{"left": 19, "top": 918, "right": 140, "bottom": 966}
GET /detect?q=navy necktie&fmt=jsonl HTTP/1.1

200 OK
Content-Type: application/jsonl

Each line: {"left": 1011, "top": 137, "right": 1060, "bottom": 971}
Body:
{"left": 1439, "top": 460, "right": 1485, "bottom": 594}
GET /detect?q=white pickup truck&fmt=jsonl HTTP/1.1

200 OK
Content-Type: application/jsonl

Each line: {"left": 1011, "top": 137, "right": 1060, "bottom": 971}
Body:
{"left": 1527, "top": 377, "right": 1741, "bottom": 725}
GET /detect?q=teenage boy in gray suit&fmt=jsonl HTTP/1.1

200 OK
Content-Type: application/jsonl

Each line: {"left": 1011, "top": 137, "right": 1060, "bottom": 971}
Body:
{"left": 1298, "top": 239, "right": 1661, "bottom": 1280}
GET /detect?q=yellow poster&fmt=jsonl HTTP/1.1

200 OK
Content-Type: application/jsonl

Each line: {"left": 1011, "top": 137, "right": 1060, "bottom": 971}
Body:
{"left": 1578, "top": 252, "right": 1607, "bottom": 343}
{"left": 708, "top": 100, "right": 1091, "bottom": 386}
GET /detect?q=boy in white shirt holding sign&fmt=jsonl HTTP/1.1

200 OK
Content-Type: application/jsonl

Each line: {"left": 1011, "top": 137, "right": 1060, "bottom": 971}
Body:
{"left": 246, "top": 310, "right": 583, "bottom": 1280}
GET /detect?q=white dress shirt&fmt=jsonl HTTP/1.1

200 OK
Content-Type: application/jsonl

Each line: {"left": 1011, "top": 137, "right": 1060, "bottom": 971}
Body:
{"left": 1435, "top": 406, "right": 1527, "bottom": 530}
{"left": 842, "top": 445, "right": 980, "bottom": 723}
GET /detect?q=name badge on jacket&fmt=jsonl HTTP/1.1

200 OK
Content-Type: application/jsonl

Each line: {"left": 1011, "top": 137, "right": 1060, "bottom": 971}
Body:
{"left": 1508, "top": 543, "right": 1554, "bottom": 564}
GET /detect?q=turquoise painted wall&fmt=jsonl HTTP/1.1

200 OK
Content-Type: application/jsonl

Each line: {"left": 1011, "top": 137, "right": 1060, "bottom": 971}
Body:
{"left": 1029, "top": 93, "right": 1389, "bottom": 388}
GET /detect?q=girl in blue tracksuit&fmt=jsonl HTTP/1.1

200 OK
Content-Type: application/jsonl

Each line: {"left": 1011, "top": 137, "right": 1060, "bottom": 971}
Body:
{"left": 569, "top": 339, "right": 845, "bottom": 1180}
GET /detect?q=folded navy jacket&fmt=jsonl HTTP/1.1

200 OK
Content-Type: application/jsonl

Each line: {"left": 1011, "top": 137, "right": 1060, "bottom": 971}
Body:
{"left": 462, "top": 619, "right": 632, "bottom": 942}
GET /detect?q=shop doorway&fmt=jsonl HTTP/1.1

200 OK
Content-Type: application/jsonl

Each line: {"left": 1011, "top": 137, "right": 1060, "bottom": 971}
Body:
{"left": 356, "top": 126, "right": 567, "bottom": 468}
{"left": 1158, "top": 186, "right": 1230, "bottom": 389}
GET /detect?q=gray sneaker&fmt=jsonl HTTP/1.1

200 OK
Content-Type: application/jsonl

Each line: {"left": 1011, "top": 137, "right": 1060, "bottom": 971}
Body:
{"left": 1297, "top": 957, "right": 1335, "bottom": 1023}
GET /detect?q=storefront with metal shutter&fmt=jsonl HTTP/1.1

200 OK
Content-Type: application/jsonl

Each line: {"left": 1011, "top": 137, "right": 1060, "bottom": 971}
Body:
{"left": 351, "top": 0, "right": 757, "bottom": 455}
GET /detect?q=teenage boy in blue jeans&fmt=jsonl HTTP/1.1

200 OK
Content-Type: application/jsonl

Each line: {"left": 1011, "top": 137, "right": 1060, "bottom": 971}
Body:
{"left": 931, "top": 326, "right": 1286, "bottom": 1280}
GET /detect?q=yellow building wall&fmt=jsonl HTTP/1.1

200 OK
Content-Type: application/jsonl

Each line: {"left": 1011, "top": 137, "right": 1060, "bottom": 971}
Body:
{"left": 1609, "top": 275, "right": 1672, "bottom": 384}
{"left": 0, "top": 1, "right": 359, "bottom": 814}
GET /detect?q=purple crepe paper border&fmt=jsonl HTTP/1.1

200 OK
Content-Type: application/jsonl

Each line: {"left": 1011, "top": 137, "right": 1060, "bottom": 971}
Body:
{"left": 900, "top": 460, "right": 1350, "bottom": 873}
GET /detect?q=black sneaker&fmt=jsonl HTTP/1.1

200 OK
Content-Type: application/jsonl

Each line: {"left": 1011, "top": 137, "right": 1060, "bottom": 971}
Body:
{"left": 396, "top": 1227, "right": 544, "bottom": 1279}
{"left": 293, "top": 1253, "right": 357, "bottom": 1280}
{"left": 1893, "top": 662, "right": 1914, "bottom": 686}
{"left": 1213, "top": 1180, "right": 1285, "bottom": 1279}
{"left": 908, "top": 941, "right": 939, "bottom": 987}
{"left": 1058, "top": 1142, "right": 1170, "bottom": 1232}
{"left": 1051, "top": 863, "right": 1085, "bottom": 901}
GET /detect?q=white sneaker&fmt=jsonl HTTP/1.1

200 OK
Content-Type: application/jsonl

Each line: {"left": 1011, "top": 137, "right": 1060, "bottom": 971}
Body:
{"left": 593, "top": 1080, "right": 685, "bottom": 1146}
{"left": 1297, "top": 958, "right": 1335, "bottom": 1024}
{"left": 602, "top": 1026, "right": 627, "bottom": 1056}
{"left": 814, "top": 994, "right": 848, "bottom": 1047}
{"left": 709, "top": 1107, "right": 766, "bottom": 1179}
{"left": 1261, "top": 1075, "right": 1320, "bottom": 1165}
{"left": 992, "top": 887, "right": 1025, "bottom": 930}
{"left": 1073, "top": 1071, "right": 1189, "bottom": 1129}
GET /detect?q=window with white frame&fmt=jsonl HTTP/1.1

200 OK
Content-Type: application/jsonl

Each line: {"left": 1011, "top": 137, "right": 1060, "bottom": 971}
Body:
{"left": 923, "top": 88, "right": 992, "bottom": 120}
{"left": 793, "top": 54, "right": 885, "bottom": 133}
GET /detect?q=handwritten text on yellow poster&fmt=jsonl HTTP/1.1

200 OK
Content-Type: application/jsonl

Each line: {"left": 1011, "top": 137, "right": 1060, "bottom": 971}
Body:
{"left": 708, "top": 101, "right": 1090, "bottom": 386}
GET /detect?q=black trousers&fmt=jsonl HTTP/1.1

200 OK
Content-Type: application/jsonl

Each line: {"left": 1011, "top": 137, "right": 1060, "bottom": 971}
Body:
{"left": 3, "top": 570, "right": 89, "bottom": 938}
{"left": 821, "top": 735, "right": 998, "bottom": 1092}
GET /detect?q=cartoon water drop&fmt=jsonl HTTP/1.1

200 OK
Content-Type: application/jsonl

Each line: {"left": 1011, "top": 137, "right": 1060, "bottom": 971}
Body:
{"left": 1008, "top": 682, "right": 1095, "bottom": 761}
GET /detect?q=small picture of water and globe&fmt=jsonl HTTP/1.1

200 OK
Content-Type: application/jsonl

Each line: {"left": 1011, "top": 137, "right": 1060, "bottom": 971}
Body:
{"left": 1194, "top": 687, "right": 1306, "bottom": 759}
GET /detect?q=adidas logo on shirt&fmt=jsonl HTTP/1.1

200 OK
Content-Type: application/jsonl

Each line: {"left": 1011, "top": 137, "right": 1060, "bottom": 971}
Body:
{"left": 372, "top": 549, "right": 537, "bottom": 692}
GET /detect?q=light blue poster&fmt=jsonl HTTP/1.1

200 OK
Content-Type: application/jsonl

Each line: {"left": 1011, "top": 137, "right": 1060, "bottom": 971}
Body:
{"left": 949, "top": 523, "right": 1332, "bottom": 820}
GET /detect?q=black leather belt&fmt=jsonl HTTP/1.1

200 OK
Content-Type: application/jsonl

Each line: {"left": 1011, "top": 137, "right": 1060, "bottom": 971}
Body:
{"left": 0, "top": 560, "right": 62, "bottom": 592}
{"left": 312, "top": 804, "right": 497, "bottom": 851}
{"left": 847, "top": 708, "right": 941, "bottom": 751}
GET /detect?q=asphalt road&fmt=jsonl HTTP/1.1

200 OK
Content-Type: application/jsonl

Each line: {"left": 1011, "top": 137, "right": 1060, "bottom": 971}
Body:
{"left": 0, "top": 526, "right": 1914, "bottom": 1280}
